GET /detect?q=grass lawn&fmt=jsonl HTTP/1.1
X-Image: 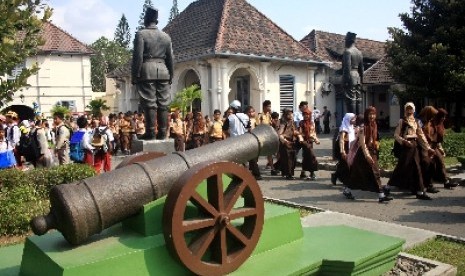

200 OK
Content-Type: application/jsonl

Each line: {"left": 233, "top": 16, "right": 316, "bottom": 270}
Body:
{"left": 406, "top": 237, "right": 465, "bottom": 275}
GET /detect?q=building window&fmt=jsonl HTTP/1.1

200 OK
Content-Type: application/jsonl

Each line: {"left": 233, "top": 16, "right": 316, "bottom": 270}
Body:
{"left": 7, "top": 61, "right": 26, "bottom": 80}
{"left": 279, "top": 75, "right": 295, "bottom": 111}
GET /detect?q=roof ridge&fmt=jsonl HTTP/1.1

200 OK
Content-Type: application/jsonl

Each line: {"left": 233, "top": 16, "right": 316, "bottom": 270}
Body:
{"left": 214, "top": 0, "right": 229, "bottom": 53}
{"left": 313, "top": 29, "right": 386, "bottom": 43}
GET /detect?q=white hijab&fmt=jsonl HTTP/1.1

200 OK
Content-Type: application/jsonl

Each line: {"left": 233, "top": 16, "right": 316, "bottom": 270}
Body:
{"left": 339, "top": 113, "right": 356, "bottom": 144}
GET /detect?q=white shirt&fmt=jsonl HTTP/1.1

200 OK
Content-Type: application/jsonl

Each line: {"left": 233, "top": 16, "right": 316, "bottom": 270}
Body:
{"left": 227, "top": 113, "right": 249, "bottom": 137}
{"left": 312, "top": 109, "right": 321, "bottom": 121}
{"left": 294, "top": 111, "right": 303, "bottom": 126}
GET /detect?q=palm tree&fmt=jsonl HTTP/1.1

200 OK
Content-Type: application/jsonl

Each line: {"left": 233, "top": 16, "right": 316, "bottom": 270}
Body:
{"left": 170, "top": 84, "right": 202, "bottom": 116}
{"left": 86, "top": 99, "right": 110, "bottom": 117}
{"left": 50, "top": 104, "right": 71, "bottom": 118}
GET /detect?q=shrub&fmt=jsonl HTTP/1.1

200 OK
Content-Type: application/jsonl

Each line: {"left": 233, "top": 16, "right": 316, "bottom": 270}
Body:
{"left": 378, "top": 132, "right": 465, "bottom": 170}
{"left": 0, "top": 164, "right": 96, "bottom": 235}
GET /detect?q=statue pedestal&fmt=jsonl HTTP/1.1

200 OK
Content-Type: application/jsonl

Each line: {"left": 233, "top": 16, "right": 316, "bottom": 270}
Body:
{"left": 131, "top": 138, "right": 174, "bottom": 154}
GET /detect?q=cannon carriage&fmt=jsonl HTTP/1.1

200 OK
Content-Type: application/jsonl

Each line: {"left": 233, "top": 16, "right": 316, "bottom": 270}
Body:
{"left": 30, "top": 125, "right": 279, "bottom": 276}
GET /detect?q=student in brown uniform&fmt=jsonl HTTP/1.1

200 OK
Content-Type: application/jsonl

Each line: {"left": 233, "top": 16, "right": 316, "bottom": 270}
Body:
{"left": 245, "top": 105, "right": 262, "bottom": 180}
{"left": 270, "top": 111, "right": 281, "bottom": 176}
{"left": 278, "top": 109, "right": 303, "bottom": 180}
{"left": 208, "top": 109, "right": 224, "bottom": 143}
{"left": 346, "top": 106, "right": 393, "bottom": 202}
{"left": 120, "top": 111, "right": 135, "bottom": 155}
{"left": 387, "top": 102, "right": 435, "bottom": 200}
{"left": 419, "top": 107, "right": 455, "bottom": 191}
{"left": 331, "top": 113, "right": 356, "bottom": 198}
{"left": 298, "top": 108, "right": 320, "bottom": 180}
{"left": 190, "top": 112, "right": 207, "bottom": 148}
{"left": 257, "top": 100, "right": 274, "bottom": 170}
{"left": 169, "top": 109, "right": 186, "bottom": 152}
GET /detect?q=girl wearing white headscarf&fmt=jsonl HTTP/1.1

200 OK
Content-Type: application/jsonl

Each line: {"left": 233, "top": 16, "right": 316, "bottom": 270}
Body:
{"left": 387, "top": 102, "right": 435, "bottom": 200}
{"left": 331, "top": 113, "right": 356, "bottom": 199}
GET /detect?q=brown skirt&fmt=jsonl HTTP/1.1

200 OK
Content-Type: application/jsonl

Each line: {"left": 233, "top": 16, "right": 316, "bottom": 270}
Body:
{"left": 388, "top": 141, "right": 425, "bottom": 193}
{"left": 346, "top": 148, "right": 381, "bottom": 193}
{"left": 301, "top": 142, "right": 318, "bottom": 172}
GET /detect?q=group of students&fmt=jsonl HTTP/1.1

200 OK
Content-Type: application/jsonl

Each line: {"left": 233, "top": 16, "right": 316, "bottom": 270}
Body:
{"left": 331, "top": 102, "right": 456, "bottom": 203}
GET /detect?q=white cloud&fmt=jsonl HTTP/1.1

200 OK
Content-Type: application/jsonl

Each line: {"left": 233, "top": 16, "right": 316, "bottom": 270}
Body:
{"left": 49, "top": 0, "right": 119, "bottom": 44}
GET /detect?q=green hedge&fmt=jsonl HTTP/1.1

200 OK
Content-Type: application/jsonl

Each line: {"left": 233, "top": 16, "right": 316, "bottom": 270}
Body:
{"left": 378, "top": 131, "right": 465, "bottom": 170}
{"left": 0, "top": 164, "right": 96, "bottom": 236}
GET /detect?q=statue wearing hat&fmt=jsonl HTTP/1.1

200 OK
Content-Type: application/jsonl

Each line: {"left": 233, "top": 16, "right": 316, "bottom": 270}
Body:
{"left": 131, "top": 6, "right": 174, "bottom": 140}
{"left": 342, "top": 32, "right": 364, "bottom": 114}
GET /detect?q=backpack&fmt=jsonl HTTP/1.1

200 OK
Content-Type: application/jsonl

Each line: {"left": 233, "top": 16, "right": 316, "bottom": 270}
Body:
{"left": 19, "top": 130, "right": 41, "bottom": 162}
{"left": 69, "top": 131, "right": 86, "bottom": 163}
{"left": 91, "top": 127, "right": 111, "bottom": 153}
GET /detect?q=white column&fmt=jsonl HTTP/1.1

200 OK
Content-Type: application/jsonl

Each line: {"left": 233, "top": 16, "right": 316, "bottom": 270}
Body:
{"left": 260, "top": 62, "right": 270, "bottom": 112}
{"left": 208, "top": 59, "right": 220, "bottom": 112}
{"left": 220, "top": 59, "right": 230, "bottom": 111}
{"left": 307, "top": 67, "right": 316, "bottom": 107}
{"left": 198, "top": 63, "right": 210, "bottom": 115}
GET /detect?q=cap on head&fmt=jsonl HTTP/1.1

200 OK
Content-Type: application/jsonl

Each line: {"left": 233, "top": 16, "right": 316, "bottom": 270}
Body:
{"left": 345, "top": 32, "right": 357, "bottom": 44}
{"left": 6, "top": 111, "right": 18, "bottom": 119}
{"left": 144, "top": 6, "right": 158, "bottom": 23}
{"left": 230, "top": 100, "right": 241, "bottom": 109}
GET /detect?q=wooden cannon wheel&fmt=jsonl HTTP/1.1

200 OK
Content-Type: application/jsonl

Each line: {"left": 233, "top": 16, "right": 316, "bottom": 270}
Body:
{"left": 163, "top": 161, "right": 264, "bottom": 276}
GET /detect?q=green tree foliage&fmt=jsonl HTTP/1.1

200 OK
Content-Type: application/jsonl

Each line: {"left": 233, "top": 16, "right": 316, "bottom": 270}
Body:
{"left": 170, "top": 84, "right": 202, "bottom": 116}
{"left": 90, "top": 36, "right": 131, "bottom": 92}
{"left": 86, "top": 99, "right": 110, "bottom": 117}
{"left": 169, "top": 0, "right": 180, "bottom": 23}
{"left": 138, "top": 0, "right": 154, "bottom": 30}
{"left": 114, "top": 14, "right": 131, "bottom": 49}
{"left": 0, "top": 0, "right": 52, "bottom": 107}
{"left": 386, "top": 0, "right": 465, "bottom": 101}
{"left": 50, "top": 104, "right": 71, "bottom": 117}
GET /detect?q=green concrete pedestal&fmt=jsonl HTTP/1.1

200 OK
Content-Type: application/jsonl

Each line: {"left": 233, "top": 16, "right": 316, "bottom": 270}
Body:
{"left": 0, "top": 198, "right": 404, "bottom": 276}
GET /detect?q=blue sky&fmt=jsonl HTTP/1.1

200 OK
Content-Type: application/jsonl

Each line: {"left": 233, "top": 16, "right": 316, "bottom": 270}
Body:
{"left": 47, "top": 0, "right": 412, "bottom": 45}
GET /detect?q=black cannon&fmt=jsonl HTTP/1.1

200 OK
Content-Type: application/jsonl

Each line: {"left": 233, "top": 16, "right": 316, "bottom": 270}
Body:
{"left": 31, "top": 125, "right": 278, "bottom": 276}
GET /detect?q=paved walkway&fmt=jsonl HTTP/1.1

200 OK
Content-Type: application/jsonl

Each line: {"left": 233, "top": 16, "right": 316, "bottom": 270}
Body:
{"left": 111, "top": 133, "right": 465, "bottom": 248}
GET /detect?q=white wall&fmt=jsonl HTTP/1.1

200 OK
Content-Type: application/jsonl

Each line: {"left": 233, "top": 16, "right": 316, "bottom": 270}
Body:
{"left": 8, "top": 54, "right": 93, "bottom": 117}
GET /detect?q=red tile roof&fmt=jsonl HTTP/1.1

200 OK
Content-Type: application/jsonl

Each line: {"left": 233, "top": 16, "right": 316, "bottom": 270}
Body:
{"left": 363, "top": 57, "right": 395, "bottom": 84}
{"left": 164, "top": 0, "right": 321, "bottom": 63}
{"left": 300, "top": 30, "right": 386, "bottom": 68}
{"left": 37, "top": 22, "right": 94, "bottom": 55}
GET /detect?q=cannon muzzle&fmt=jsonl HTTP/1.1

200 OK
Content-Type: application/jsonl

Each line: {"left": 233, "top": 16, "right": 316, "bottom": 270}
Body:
{"left": 31, "top": 125, "right": 278, "bottom": 245}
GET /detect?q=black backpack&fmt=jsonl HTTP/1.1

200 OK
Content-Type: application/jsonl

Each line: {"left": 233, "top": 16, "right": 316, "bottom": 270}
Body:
{"left": 19, "top": 130, "right": 42, "bottom": 162}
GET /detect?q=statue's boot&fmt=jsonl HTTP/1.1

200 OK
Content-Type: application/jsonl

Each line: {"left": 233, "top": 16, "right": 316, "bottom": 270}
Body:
{"left": 139, "top": 108, "right": 156, "bottom": 140}
{"left": 156, "top": 107, "right": 169, "bottom": 140}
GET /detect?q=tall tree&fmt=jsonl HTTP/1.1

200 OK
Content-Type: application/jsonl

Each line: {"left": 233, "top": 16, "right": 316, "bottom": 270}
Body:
{"left": 386, "top": 0, "right": 465, "bottom": 101}
{"left": 90, "top": 37, "right": 131, "bottom": 92}
{"left": 138, "top": 0, "right": 154, "bottom": 30}
{"left": 114, "top": 14, "right": 131, "bottom": 49}
{"left": 168, "top": 0, "right": 180, "bottom": 23}
{"left": 0, "top": 0, "right": 52, "bottom": 107}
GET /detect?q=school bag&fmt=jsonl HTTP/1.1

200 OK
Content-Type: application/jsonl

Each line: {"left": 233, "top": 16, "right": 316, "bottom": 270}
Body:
{"left": 69, "top": 131, "right": 86, "bottom": 163}
{"left": 18, "top": 130, "right": 41, "bottom": 162}
{"left": 91, "top": 127, "right": 111, "bottom": 153}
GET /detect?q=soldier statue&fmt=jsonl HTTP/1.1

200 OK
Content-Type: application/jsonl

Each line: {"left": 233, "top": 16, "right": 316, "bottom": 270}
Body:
{"left": 131, "top": 6, "right": 174, "bottom": 140}
{"left": 342, "top": 32, "right": 364, "bottom": 115}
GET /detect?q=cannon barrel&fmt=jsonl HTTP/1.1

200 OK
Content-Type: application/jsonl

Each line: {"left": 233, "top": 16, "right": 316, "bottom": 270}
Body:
{"left": 31, "top": 125, "right": 278, "bottom": 245}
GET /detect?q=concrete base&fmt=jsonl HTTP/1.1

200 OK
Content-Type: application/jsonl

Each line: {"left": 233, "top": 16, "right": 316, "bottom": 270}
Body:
{"left": 131, "top": 138, "right": 174, "bottom": 154}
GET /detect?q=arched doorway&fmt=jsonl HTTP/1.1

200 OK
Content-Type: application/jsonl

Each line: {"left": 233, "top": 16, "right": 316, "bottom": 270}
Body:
{"left": 229, "top": 68, "right": 261, "bottom": 110}
{"left": 1, "top": 105, "right": 35, "bottom": 121}
{"left": 177, "top": 69, "right": 201, "bottom": 113}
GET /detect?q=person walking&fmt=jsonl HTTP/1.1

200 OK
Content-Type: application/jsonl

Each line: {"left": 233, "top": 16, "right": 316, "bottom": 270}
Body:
{"left": 322, "top": 106, "right": 332, "bottom": 134}
{"left": 298, "top": 108, "right": 320, "bottom": 180}
{"left": 278, "top": 109, "right": 302, "bottom": 180}
{"left": 345, "top": 107, "right": 393, "bottom": 202}
{"left": 331, "top": 113, "right": 356, "bottom": 199}
{"left": 53, "top": 111, "right": 71, "bottom": 165}
{"left": 387, "top": 102, "right": 435, "bottom": 200}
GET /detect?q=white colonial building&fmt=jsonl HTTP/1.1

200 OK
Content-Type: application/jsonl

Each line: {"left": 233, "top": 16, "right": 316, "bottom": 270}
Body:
{"left": 4, "top": 22, "right": 93, "bottom": 120}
